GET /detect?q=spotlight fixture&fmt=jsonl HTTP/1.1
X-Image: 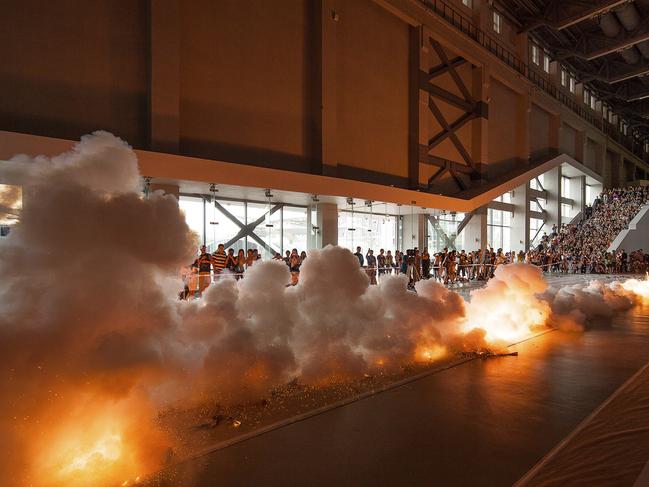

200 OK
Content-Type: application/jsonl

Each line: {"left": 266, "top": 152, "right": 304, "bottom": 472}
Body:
{"left": 265, "top": 188, "right": 273, "bottom": 198}
{"left": 312, "top": 194, "right": 320, "bottom": 202}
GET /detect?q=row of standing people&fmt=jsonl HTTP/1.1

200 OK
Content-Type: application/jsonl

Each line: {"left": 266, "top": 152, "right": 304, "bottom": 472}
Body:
{"left": 181, "top": 245, "right": 308, "bottom": 298}
{"left": 352, "top": 246, "right": 512, "bottom": 286}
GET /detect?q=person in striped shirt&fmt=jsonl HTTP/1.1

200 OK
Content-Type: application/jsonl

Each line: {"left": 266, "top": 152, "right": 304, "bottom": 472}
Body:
{"left": 211, "top": 243, "right": 227, "bottom": 278}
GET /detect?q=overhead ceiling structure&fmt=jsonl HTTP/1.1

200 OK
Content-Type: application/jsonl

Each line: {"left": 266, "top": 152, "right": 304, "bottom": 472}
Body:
{"left": 498, "top": 0, "right": 649, "bottom": 136}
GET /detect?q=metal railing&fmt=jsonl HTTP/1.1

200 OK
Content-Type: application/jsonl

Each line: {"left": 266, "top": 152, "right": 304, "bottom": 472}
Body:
{"left": 417, "top": 0, "right": 649, "bottom": 163}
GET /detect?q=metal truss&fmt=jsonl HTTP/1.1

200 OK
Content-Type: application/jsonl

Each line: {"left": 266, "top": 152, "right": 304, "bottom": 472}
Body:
{"left": 418, "top": 37, "right": 487, "bottom": 192}
{"left": 557, "top": 16, "right": 649, "bottom": 61}
{"left": 520, "top": 0, "right": 629, "bottom": 33}
{"left": 214, "top": 200, "right": 282, "bottom": 255}
{"left": 498, "top": 0, "right": 649, "bottom": 136}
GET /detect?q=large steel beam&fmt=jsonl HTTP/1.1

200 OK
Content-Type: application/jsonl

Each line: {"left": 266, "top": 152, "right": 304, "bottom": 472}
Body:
{"left": 418, "top": 146, "right": 475, "bottom": 175}
{"left": 419, "top": 73, "right": 475, "bottom": 112}
{"left": 426, "top": 57, "right": 466, "bottom": 81}
{"left": 426, "top": 98, "right": 476, "bottom": 169}
{"left": 429, "top": 39, "right": 474, "bottom": 103}
{"left": 427, "top": 110, "right": 476, "bottom": 151}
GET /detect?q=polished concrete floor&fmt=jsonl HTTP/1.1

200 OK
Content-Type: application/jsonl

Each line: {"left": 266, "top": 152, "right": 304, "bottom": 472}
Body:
{"left": 153, "top": 277, "right": 649, "bottom": 487}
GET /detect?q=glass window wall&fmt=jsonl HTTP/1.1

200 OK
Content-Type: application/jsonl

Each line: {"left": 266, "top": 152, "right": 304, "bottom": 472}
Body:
{"left": 179, "top": 195, "right": 307, "bottom": 259}
{"left": 338, "top": 211, "right": 397, "bottom": 253}
{"left": 427, "top": 212, "right": 466, "bottom": 253}
{"left": 487, "top": 208, "right": 512, "bottom": 250}
{"left": 530, "top": 217, "right": 544, "bottom": 248}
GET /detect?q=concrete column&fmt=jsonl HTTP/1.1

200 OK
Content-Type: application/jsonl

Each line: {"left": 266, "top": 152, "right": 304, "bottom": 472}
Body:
{"left": 321, "top": 0, "right": 339, "bottom": 177}
{"left": 149, "top": 0, "right": 180, "bottom": 153}
{"left": 510, "top": 183, "right": 529, "bottom": 251}
{"left": 518, "top": 91, "right": 531, "bottom": 162}
{"left": 544, "top": 166, "right": 561, "bottom": 230}
{"left": 402, "top": 213, "right": 426, "bottom": 250}
{"left": 463, "top": 207, "right": 488, "bottom": 250}
{"left": 316, "top": 202, "right": 338, "bottom": 247}
{"left": 550, "top": 114, "right": 561, "bottom": 154}
{"left": 576, "top": 130, "right": 586, "bottom": 163}
{"left": 515, "top": 31, "right": 528, "bottom": 62}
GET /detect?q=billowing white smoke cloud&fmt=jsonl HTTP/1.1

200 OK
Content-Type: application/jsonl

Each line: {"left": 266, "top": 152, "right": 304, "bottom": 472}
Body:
{"left": 1, "top": 132, "right": 647, "bottom": 486}
{"left": 0, "top": 132, "right": 196, "bottom": 486}
{"left": 546, "top": 280, "right": 637, "bottom": 330}
{"left": 178, "top": 246, "right": 468, "bottom": 402}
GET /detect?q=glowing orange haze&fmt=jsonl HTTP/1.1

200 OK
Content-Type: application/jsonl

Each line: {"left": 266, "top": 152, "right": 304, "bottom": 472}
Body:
{"left": 28, "top": 393, "right": 168, "bottom": 487}
{"left": 22, "top": 272, "right": 649, "bottom": 486}
{"left": 5, "top": 134, "right": 649, "bottom": 487}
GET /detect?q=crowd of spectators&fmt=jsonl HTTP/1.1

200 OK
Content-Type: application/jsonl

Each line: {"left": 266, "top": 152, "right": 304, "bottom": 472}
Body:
{"left": 180, "top": 244, "right": 307, "bottom": 299}
{"left": 543, "top": 186, "right": 649, "bottom": 274}
{"left": 180, "top": 186, "right": 649, "bottom": 297}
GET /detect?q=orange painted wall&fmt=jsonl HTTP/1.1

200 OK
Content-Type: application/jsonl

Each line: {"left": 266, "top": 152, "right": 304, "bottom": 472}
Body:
{"left": 0, "top": 0, "right": 148, "bottom": 147}
{"left": 179, "top": 0, "right": 319, "bottom": 172}
{"left": 335, "top": 0, "right": 409, "bottom": 178}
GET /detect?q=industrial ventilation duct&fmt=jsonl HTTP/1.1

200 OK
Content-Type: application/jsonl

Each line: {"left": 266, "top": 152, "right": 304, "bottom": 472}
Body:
{"left": 598, "top": 0, "right": 649, "bottom": 63}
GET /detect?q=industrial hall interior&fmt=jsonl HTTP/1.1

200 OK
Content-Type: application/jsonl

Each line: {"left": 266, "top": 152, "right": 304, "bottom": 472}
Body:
{"left": 3, "top": 0, "right": 649, "bottom": 486}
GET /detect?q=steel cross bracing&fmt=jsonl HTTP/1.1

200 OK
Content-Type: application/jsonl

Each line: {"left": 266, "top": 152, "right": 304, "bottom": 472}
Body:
{"left": 214, "top": 200, "right": 282, "bottom": 255}
{"left": 427, "top": 211, "right": 474, "bottom": 249}
{"left": 418, "top": 37, "right": 487, "bottom": 192}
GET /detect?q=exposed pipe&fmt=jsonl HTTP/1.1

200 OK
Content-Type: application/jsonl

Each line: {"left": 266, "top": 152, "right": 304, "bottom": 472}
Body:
{"left": 599, "top": 12, "right": 621, "bottom": 37}
{"left": 598, "top": 11, "right": 640, "bottom": 64}
{"left": 614, "top": 2, "right": 649, "bottom": 60}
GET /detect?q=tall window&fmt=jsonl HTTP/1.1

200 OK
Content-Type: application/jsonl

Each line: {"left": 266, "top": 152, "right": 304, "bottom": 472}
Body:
{"left": 530, "top": 198, "right": 546, "bottom": 212}
{"left": 543, "top": 53, "right": 550, "bottom": 73}
{"left": 487, "top": 208, "right": 511, "bottom": 251}
{"left": 530, "top": 218, "right": 544, "bottom": 248}
{"left": 561, "top": 203, "right": 573, "bottom": 222}
{"left": 583, "top": 89, "right": 590, "bottom": 105}
{"left": 585, "top": 185, "right": 598, "bottom": 206}
{"left": 561, "top": 176, "right": 571, "bottom": 196}
{"left": 569, "top": 77, "right": 576, "bottom": 93}
{"left": 560, "top": 68, "right": 567, "bottom": 87}
{"left": 590, "top": 94, "right": 597, "bottom": 110}
{"left": 529, "top": 174, "right": 544, "bottom": 191}
{"left": 461, "top": 0, "right": 472, "bottom": 7}
{"left": 493, "top": 11, "right": 502, "bottom": 33}
{"left": 531, "top": 44, "right": 540, "bottom": 65}
{"left": 338, "top": 211, "right": 397, "bottom": 254}
{"left": 428, "top": 212, "right": 466, "bottom": 253}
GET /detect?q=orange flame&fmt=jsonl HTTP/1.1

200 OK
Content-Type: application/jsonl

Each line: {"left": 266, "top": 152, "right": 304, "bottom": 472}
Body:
{"left": 30, "top": 394, "right": 168, "bottom": 487}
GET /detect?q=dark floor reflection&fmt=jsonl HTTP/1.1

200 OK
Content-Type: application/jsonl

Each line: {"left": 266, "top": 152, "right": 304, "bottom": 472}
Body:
{"left": 153, "top": 305, "right": 649, "bottom": 487}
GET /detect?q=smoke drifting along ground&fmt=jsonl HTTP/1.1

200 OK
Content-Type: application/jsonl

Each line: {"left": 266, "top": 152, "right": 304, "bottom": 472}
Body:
{"left": 1, "top": 132, "right": 648, "bottom": 486}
